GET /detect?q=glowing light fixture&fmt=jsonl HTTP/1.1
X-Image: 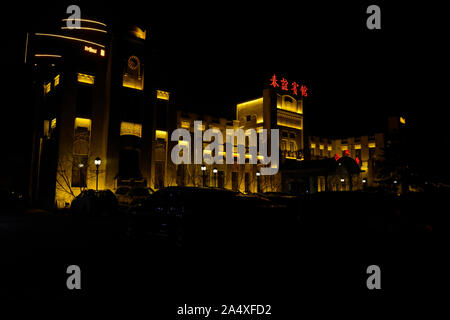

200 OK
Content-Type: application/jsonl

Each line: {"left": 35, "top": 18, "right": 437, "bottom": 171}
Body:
{"left": 35, "top": 54, "right": 62, "bottom": 58}
{"left": 61, "top": 26, "right": 107, "bottom": 33}
{"left": 35, "top": 33, "right": 105, "bottom": 48}
{"left": 400, "top": 117, "right": 406, "bottom": 124}
{"left": 61, "top": 18, "right": 107, "bottom": 27}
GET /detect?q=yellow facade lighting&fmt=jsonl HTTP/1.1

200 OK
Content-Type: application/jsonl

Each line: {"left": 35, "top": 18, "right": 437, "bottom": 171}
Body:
{"left": 156, "top": 90, "right": 170, "bottom": 101}
{"left": 368, "top": 142, "right": 376, "bottom": 148}
{"left": 327, "top": 145, "right": 332, "bottom": 151}
{"left": 130, "top": 26, "right": 146, "bottom": 40}
{"left": 310, "top": 143, "right": 316, "bottom": 149}
{"left": 181, "top": 120, "right": 190, "bottom": 129}
{"left": 237, "top": 97, "right": 263, "bottom": 109}
{"left": 51, "top": 118, "right": 57, "bottom": 129}
{"left": 354, "top": 144, "right": 361, "bottom": 150}
{"left": 319, "top": 144, "right": 324, "bottom": 150}
{"left": 155, "top": 130, "right": 168, "bottom": 140}
{"left": 276, "top": 122, "right": 302, "bottom": 130}
{"left": 77, "top": 73, "right": 95, "bottom": 85}
{"left": 61, "top": 18, "right": 107, "bottom": 27}
{"left": 341, "top": 145, "right": 348, "bottom": 151}
{"left": 74, "top": 117, "right": 92, "bottom": 131}
{"left": 43, "top": 82, "right": 51, "bottom": 95}
{"left": 61, "top": 26, "right": 107, "bottom": 33}
{"left": 400, "top": 117, "right": 406, "bottom": 124}
{"left": 35, "top": 54, "right": 62, "bottom": 58}
{"left": 35, "top": 33, "right": 105, "bottom": 48}
{"left": 54, "top": 74, "right": 60, "bottom": 87}
{"left": 120, "top": 122, "right": 142, "bottom": 138}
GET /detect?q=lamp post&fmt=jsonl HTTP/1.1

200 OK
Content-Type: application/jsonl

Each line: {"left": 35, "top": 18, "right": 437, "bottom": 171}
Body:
{"left": 94, "top": 157, "right": 101, "bottom": 191}
{"left": 213, "top": 167, "right": 218, "bottom": 188}
{"left": 256, "top": 171, "right": 261, "bottom": 193}
{"left": 201, "top": 164, "right": 206, "bottom": 187}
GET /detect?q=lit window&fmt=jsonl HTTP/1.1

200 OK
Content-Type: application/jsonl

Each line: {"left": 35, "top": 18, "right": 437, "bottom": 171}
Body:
{"left": 77, "top": 73, "right": 95, "bottom": 85}
{"left": 155, "top": 130, "right": 167, "bottom": 140}
{"left": 43, "top": 82, "right": 51, "bottom": 95}
{"left": 181, "top": 120, "right": 190, "bottom": 129}
{"left": 156, "top": 90, "right": 170, "bottom": 101}
{"left": 54, "top": 74, "right": 60, "bottom": 87}
{"left": 120, "top": 122, "right": 142, "bottom": 138}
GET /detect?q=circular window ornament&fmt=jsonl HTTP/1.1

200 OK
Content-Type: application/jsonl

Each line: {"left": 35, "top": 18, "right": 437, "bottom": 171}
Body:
{"left": 128, "top": 56, "right": 139, "bottom": 70}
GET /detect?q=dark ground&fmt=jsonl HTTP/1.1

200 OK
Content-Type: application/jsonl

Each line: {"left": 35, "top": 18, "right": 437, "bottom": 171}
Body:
{"left": 0, "top": 193, "right": 444, "bottom": 316}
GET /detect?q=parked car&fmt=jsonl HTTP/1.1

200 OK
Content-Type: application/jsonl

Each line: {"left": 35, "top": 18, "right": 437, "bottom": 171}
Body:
{"left": 71, "top": 189, "right": 118, "bottom": 217}
{"left": 115, "top": 187, "right": 154, "bottom": 207}
{"left": 127, "top": 186, "right": 282, "bottom": 248}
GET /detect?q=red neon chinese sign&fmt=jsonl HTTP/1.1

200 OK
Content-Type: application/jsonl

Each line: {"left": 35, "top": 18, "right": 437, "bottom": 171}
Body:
{"left": 269, "top": 74, "right": 308, "bottom": 97}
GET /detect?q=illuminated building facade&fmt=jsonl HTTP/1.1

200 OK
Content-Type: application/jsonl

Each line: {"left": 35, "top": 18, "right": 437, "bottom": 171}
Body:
{"left": 27, "top": 15, "right": 403, "bottom": 208}
{"left": 27, "top": 16, "right": 154, "bottom": 208}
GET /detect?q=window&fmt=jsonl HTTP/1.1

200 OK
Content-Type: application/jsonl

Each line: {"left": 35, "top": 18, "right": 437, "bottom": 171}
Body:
{"left": 245, "top": 173, "right": 250, "bottom": 193}
{"left": 120, "top": 122, "right": 142, "bottom": 138}
{"left": 246, "top": 115, "right": 251, "bottom": 122}
{"left": 232, "top": 172, "right": 239, "bottom": 191}
{"left": 218, "top": 171, "right": 224, "bottom": 188}
{"left": 77, "top": 73, "right": 95, "bottom": 85}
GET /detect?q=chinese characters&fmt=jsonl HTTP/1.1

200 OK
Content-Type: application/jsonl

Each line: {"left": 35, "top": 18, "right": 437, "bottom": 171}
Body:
{"left": 269, "top": 74, "right": 308, "bottom": 97}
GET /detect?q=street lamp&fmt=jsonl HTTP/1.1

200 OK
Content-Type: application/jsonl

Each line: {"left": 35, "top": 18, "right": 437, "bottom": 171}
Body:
{"left": 213, "top": 167, "right": 218, "bottom": 187}
{"left": 256, "top": 171, "right": 261, "bottom": 193}
{"left": 94, "top": 157, "right": 101, "bottom": 191}
{"left": 201, "top": 164, "right": 206, "bottom": 187}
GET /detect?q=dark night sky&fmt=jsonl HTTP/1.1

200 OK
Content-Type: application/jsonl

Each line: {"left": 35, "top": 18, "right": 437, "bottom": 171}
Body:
{"left": 1, "top": 1, "right": 448, "bottom": 188}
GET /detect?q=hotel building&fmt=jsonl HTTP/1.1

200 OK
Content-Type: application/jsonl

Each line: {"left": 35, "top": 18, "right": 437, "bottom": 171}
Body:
{"left": 27, "top": 14, "right": 404, "bottom": 208}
